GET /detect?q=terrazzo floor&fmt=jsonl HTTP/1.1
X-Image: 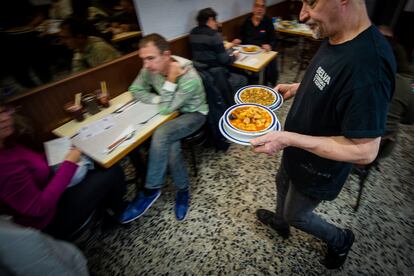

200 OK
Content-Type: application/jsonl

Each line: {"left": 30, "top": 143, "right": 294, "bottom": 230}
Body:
{"left": 77, "top": 50, "right": 414, "bottom": 275}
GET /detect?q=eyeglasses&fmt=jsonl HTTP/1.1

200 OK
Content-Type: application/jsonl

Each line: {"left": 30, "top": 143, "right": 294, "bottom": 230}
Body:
{"left": 301, "top": 0, "right": 318, "bottom": 8}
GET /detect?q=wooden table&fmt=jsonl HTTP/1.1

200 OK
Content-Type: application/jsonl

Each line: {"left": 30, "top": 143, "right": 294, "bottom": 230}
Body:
{"left": 275, "top": 22, "right": 314, "bottom": 38}
{"left": 111, "top": 31, "right": 142, "bottom": 43}
{"left": 230, "top": 48, "right": 278, "bottom": 84}
{"left": 53, "top": 92, "right": 177, "bottom": 168}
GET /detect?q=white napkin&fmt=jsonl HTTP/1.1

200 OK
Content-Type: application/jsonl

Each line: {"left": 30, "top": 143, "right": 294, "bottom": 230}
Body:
{"left": 245, "top": 58, "right": 259, "bottom": 66}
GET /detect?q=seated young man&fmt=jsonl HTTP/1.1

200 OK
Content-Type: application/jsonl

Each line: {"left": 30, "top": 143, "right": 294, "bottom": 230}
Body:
{"left": 119, "top": 34, "right": 208, "bottom": 222}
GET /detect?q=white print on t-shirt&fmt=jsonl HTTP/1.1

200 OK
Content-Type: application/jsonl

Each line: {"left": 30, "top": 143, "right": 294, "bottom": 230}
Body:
{"left": 300, "top": 162, "right": 332, "bottom": 179}
{"left": 313, "top": 66, "right": 331, "bottom": 91}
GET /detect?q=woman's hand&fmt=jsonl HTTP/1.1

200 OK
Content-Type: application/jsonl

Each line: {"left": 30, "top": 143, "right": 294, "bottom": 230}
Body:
{"left": 64, "top": 147, "right": 82, "bottom": 163}
{"left": 167, "top": 61, "right": 188, "bottom": 83}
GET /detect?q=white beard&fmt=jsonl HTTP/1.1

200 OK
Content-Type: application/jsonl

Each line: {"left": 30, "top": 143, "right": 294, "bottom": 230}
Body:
{"left": 307, "top": 20, "right": 322, "bottom": 40}
{"left": 311, "top": 27, "right": 321, "bottom": 40}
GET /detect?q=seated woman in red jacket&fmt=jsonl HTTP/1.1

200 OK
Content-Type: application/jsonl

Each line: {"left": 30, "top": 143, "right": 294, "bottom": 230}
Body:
{"left": 0, "top": 104, "right": 128, "bottom": 239}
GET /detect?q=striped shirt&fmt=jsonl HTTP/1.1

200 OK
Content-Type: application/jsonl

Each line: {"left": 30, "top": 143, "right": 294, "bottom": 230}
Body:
{"left": 129, "top": 55, "right": 208, "bottom": 115}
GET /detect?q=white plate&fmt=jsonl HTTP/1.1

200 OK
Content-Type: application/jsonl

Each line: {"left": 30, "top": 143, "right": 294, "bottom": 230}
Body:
{"left": 223, "top": 103, "right": 276, "bottom": 136}
{"left": 239, "top": 45, "right": 262, "bottom": 54}
{"left": 219, "top": 117, "right": 251, "bottom": 146}
{"left": 219, "top": 116, "right": 281, "bottom": 146}
{"left": 235, "top": 85, "right": 283, "bottom": 111}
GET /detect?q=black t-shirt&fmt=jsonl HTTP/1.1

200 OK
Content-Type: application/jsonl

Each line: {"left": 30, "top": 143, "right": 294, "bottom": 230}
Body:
{"left": 283, "top": 25, "right": 396, "bottom": 200}
{"left": 240, "top": 15, "right": 276, "bottom": 49}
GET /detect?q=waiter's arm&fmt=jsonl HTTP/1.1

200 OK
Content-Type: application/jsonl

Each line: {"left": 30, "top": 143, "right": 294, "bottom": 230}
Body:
{"left": 251, "top": 132, "right": 381, "bottom": 165}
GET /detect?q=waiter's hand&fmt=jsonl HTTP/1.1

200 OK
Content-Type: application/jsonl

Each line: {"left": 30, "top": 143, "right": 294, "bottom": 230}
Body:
{"left": 262, "top": 44, "right": 272, "bottom": 52}
{"left": 250, "top": 131, "right": 289, "bottom": 156}
{"left": 275, "top": 83, "right": 300, "bottom": 100}
{"left": 167, "top": 61, "right": 188, "bottom": 83}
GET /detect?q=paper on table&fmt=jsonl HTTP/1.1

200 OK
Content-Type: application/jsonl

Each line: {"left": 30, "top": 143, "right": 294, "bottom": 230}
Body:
{"left": 245, "top": 58, "right": 259, "bottom": 66}
{"left": 71, "top": 101, "right": 160, "bottom": 162}
{"left": 113, "top": 101, "right": 159, "bottom": 127}
{"left": 44, "top": 137, "right": 71, "bottom": 166}
{"left": 78, "top": 115, "right": 116, "bottom": 140}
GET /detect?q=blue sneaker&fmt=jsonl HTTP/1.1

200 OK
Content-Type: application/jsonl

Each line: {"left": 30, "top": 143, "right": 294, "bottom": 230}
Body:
{"left": 118, "top": 190, "right": 161, "bottom": 224}
{"left": 175, "top": 190, "right": 190, "bottom": 221}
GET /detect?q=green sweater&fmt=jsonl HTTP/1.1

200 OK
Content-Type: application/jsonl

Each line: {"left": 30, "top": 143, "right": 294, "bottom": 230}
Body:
{"left": 129, "top": 55, "right": 208, "bottom": 115}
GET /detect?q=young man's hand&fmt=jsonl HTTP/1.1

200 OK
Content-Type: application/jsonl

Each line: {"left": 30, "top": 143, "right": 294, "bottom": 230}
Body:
{"left": 167, "top": 62, "right": 188, "bottom": 83}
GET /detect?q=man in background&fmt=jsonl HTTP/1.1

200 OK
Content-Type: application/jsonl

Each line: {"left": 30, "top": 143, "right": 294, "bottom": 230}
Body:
{"left": 59, "top": 17, "right": 120, "bottom": 73}
{"left": 233, "top": 0, "right": 278, "bottom": 85}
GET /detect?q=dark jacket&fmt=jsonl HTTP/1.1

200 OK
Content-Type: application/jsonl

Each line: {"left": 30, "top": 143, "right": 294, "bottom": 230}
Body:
{"left": 195, "top": 64, "right": 233, "bottom": 151}
{"left": 189, "top": 25, "right": 235, "bottom": 68}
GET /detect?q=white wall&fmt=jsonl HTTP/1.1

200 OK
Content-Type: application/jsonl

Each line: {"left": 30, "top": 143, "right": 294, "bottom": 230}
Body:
{"left": 134, "top": 0, "right": 285, "bottom": 40}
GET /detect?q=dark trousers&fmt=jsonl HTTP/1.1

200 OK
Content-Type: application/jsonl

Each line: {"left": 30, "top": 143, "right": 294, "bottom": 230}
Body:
{"left": 265, "top": 58, "right": 279, "bottom": 86}
{"left": 275, "top": 159, "right": 345, "bottom": 247}
{"left": 44, "top": 165, "right": 127, "bottom": 240}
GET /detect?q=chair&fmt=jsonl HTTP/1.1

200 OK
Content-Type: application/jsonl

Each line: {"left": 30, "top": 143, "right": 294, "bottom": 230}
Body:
{"left": 194, "top": 65, "right": 233, "bottom": 152}
{"left": 352, "top": 135, "right": 397, "bottom": 211}
{"left": 275, "top": 32, "right": 300, "bottom": 73}
{"left": 182, "top": 124, "right": 208, "bottom": 177}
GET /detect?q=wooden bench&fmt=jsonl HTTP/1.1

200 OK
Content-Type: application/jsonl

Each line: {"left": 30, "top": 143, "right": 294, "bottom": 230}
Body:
{"left": 7, "top": 52, "right": 142, "bottom": 144}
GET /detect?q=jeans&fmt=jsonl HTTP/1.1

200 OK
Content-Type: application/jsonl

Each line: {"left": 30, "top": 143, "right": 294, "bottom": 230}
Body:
{"left": 145, "top": 112, "right": 206, "bottom": 190}
{"left": 275, "top": 159, "right": 345, "bottom": 247}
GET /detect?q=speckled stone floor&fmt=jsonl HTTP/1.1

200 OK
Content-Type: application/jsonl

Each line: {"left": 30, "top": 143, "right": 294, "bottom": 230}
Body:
{"left": 77, "top": 49, "right": 414, "bottom": 275}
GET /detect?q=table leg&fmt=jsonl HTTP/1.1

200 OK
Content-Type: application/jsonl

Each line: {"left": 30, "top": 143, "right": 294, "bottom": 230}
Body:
{"left": 259, "top": 70, "right": 265, "bottom": 85}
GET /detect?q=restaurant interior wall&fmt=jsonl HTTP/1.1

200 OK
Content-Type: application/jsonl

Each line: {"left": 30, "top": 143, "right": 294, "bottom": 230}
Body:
{"left": 7, "top": 1, "right": 290, "bottom": 146}
{"left": 135, "top": 0, "right": 284, "bottom": 40}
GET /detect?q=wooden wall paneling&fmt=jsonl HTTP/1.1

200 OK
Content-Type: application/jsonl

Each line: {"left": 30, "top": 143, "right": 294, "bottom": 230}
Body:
{"left": 8, "top": 52, "right": 142, "bottom": 143}
{"left": 267, "top": 0, "right": 291, "bottom": 17}
{"left": 221, "top": 13, "right": 250, "bottom": 42}
{"left": 170, "top": 35, "right": 191, "bottom": 59}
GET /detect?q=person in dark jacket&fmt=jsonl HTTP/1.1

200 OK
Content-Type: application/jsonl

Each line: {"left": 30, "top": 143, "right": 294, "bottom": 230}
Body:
{"left": 189, "top": 7, "right": 247, "bottom": 93}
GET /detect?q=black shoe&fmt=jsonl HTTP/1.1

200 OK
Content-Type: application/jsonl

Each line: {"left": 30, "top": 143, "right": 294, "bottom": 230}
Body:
{"left": 256, "top": 209, "right": 290, "bottom": 239}
{"left": 324, "top": 229, "right": 355, "bottom": 269}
